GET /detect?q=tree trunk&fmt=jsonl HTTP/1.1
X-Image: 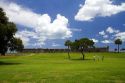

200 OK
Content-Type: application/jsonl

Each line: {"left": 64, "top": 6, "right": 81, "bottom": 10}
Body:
{"left": 81, "top": 52, "right": 84, "bottom": 60}
{"left": 0, "top": 48, "right": 7, "bottom": 56}
{"left": 1, "top": 52, "right": 5, "bottom": 56}
{"left": 118, "top": 44, "right": 119, "bottom": 53}
{"left": 81, "top": 49, "right": 85, "bottom": 60}
{"left": 68, "top": 46, "right": 70, "bottom": 59}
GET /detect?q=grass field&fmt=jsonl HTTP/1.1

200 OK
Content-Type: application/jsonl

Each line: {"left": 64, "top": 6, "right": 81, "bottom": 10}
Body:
{"left": 0, "top": 52, "right": 125, "bottom": 83}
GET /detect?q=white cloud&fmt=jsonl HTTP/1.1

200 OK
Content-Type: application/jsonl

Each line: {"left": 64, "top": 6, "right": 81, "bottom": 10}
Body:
{"left": 103, "top": 35, "right": 108, "bottom": 38}
{"left": 75, "top": 0, "right": 125, "bottom": 21}
{"left": 123, "top": 24, "right": 125, "bottom": 26}
{"left": 101, "top": 40, "right": 112, "bottom": 44}
{"left": 99, "top": 31, "right": 105, "bottom": 35}
{"left": 0, "top": 0, "right": 72, "bottom": 47}
{"left": 114, "top": 32, "right": 125, "bottom": 42}
{"left": 15, "top": 31, "right": 31, "bottom": 46}
{"left": 99, "top": 30, "right": 109, "bottom": 38}
{"left": 106, "top": 27, "right": 119, "bottom": 33}
{"left": 52, "top": 43, "right": 60, "bottom": 47}
{"left": 70, "top": 28, "right": 82, "bottom": 32}
{"left": 91, "top": 38, "right": 99, "bottom": 43}
{"left": 15, "top": 30, "right": 46, "bottom": 47}
{"left": 99, "top": 27, "right": 120, "bottom": 39}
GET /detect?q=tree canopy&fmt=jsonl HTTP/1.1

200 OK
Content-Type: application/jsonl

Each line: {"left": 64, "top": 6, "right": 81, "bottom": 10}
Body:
{"left": 0, "top": 8, "right": 23, "bottom": 55}
{"left": 65, "top": 38, "right": 94, "bottom": 60}
{"left": 114, "top": 39, "right": 122, "bottom": 53}
{"left": 64, "top": 40, "right": 72, "bottom": 59}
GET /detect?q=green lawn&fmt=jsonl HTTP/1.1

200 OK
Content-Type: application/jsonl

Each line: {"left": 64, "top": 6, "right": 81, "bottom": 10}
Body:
{"left": 0, "top": 52, "right": 125, "bottom": 83}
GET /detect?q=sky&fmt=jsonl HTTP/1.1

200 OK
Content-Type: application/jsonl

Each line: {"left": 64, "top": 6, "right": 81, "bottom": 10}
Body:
{"left": 0, "top": 0, "right": 125, "bottom": 50}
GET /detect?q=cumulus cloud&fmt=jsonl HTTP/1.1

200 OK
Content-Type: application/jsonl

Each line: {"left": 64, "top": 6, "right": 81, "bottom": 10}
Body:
{"left": 98, "top": 27, "right": 125, "bottom": 43}
{"left": 99, "top": 31, "right": 105, "bottom": 35}
{"left": 91, "top": 38, "right": 99, "bottom": 43}
{"left": 106, "top": 27, "right": 119, "bottom": 33}
{"left": 52, "top": 43, "right": 60, "bottom": 47}
{"left": 15, "top": 30, "right": 36, "bottom": 46}
{"left": 0, "top": 0, "right": 72, "bottom": 47}
{"left": 75, "top": 0, "right": 125, "bottom": 21}
{"left": 103, "top": 35, "right": 108, "bottom": 38}
{"left": 99, "top": 27, "right": 120, "bottom": 39}
{"left": 114, "top": 32, "right": 125, "bottom": 42}
{"left": 99, "top": 30, "right": 109, "bottom": 39}
{"left": 101, "top": 40, "right": 112, "bottom": 44}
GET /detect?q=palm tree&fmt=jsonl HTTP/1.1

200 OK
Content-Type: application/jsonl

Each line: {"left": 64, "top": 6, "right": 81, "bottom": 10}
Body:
{"left": 114, "top": 39, "right": 122, "bottom": 53}
{"left": 65, "top": 40, "right": 71, "bottom": 59}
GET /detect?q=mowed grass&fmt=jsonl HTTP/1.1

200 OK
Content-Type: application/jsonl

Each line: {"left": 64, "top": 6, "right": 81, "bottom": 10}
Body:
{"left": 0, "top": 52, "right": 125, "bottom": 83}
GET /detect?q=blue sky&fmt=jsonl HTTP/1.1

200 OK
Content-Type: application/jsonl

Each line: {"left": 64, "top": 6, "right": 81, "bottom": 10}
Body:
{"left": 0, "top": 0, "right": 125, "bottom": 50}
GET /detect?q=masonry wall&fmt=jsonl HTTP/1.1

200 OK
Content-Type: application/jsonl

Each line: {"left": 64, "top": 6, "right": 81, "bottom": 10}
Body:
{"left": 22, "top": 47, "right": 109, "bottom": 53}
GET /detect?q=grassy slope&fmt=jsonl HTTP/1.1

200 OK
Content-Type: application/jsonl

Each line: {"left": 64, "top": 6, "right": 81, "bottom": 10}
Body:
{"left": 0, "top": 52, "right": 125, "bottom": 83}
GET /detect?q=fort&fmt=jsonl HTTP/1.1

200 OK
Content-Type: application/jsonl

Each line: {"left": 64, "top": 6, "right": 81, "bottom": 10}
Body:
{"left": 22, "top": 47, "right": 109, "bottom": 53}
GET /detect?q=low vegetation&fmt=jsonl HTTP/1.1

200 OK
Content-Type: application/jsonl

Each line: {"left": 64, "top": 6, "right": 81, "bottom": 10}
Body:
{"left": 0, "top": 52, "right": 125, "bottom": 83}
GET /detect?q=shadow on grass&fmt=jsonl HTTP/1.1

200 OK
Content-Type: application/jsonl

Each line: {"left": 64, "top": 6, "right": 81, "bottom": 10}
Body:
{"left": 71, "top": 58, "right": 94, "bottom": 61}
{"left": 0, "top": 61, "right": 21, "bottom": 65}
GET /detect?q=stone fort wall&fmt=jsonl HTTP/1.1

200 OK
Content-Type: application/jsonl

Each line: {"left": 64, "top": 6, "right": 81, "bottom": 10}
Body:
{"left": 22, "top": 47, "right": 109, "bottom": 53}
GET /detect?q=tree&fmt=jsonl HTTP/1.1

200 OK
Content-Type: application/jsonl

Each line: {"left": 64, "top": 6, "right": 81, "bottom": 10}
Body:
{"left": 78, "top": 38, "right": 94, "bottom": 60}
{"left": 114, "top": 39, "right": 122, "bottom": 53}
{"left": 70, "top": 38, "right": 94, "bottom": 60}
{"left": 65, "top": 40, "right": 72, "bottom": 59}
{"left": 0, "top": 8, "right": 23, "bottom": 55}
{"left": 9, "top": 38, "right": 24, "bottom": 52}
